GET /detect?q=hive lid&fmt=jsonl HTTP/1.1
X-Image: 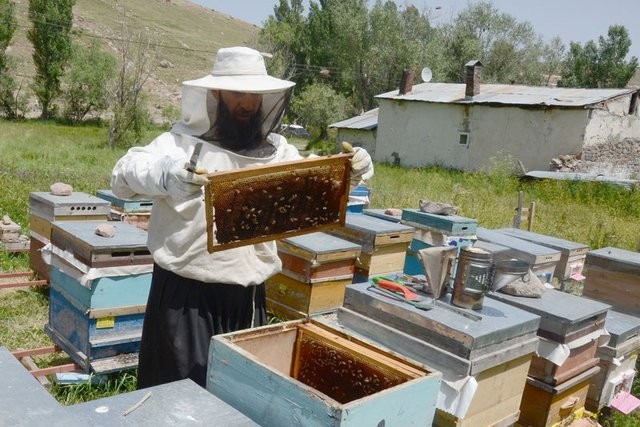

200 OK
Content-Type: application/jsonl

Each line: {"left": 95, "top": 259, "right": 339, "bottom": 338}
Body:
{"left": 279, "top": 232, "right": 361, "bottom": 256}
{"left": 51, "top": 220, "right": 149, "bottom": 250}
{"left": 603, "top": 309, "right": 640, "bottom": 348}
{"left": 494, "top": 227, "right": 589, "bottom": 255}
{"left": 488, "top": 288, "right": 610, "bottom": 340}
{"left": 476, "top": 227, "right": 562, "bottom": 264}
{"left": 586, "top": 246, "right": 640, "bottom": 267}
{"left": 344, "top": 281, "right": 540, "bottom": 360}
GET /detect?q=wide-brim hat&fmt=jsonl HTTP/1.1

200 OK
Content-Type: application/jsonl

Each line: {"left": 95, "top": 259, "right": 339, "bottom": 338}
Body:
{"left": 183, "top": 46, "right": 295, "bottom": 94}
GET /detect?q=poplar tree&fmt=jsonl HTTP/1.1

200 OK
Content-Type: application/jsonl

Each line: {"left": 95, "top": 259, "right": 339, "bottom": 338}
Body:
{"left": 27, "top": 0, "right": 76, "bottom": 119}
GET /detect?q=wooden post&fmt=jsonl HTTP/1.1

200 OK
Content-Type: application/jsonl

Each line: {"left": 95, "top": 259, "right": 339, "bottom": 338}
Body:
{"left": 513, "top": 191, "right": 524, "bottom": 228}
{"left": 513, "top": 192, "right": 535, "bottom": 231}
{"left": 527, "top": 202, "right": 536, "bottom": 231}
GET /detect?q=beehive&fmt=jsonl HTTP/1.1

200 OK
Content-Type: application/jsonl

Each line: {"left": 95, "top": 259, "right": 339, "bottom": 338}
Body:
{"left": 45, "top": 221, "right": 152, "bottom": 373}
{"left": 488, "top": 289, "right": 610, "bottom": 387}
{"left": 341, "top": 281, "right": 541, "bottom": 427}
{"left": 476, "top": 227, "right": 561, "bottom": 282}
{"left": 207, "top": 319, "right": 441, "bottom": 426}
{"left": 329, "top": 213, "right": 414, "bottom": 280}
{"left": 266, "top": 232, "right": 360, "bottom": 319}
{"left": 582, "top": 246, "right": 640, "bottom": 315}
{"left": 586, "top": 309, "right": 640, "bottom": 411}
{"left": 494, "top": 227, "right": 589, "bottom": 282}
{"left": 96, "top": 189, "right": 153, "bottom": 230}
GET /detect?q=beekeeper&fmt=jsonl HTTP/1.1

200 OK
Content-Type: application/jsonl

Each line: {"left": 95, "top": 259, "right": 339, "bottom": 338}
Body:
{"left": 111, "top": 46, "right": 373, "bottom": 389}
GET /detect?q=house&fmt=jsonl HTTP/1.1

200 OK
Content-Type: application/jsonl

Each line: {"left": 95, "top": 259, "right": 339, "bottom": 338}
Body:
{"left": 329, "top": 108, "right": 378, "bottom": 156}
{"left": 374, "top": 62, "right": 640, "bottom": 171}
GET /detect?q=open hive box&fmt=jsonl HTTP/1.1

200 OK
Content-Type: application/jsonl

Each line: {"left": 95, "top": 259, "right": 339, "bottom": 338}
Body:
{"left": 207, "top": 319, "right": 441, "bottom": 426}
{"left": 204, "top": 154, "right": 352, "bottom": 253}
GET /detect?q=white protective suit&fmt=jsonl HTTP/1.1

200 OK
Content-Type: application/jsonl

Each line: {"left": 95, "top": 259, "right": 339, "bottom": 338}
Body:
{"left": 111, "top": 84, "right": 302, "bottom": 286}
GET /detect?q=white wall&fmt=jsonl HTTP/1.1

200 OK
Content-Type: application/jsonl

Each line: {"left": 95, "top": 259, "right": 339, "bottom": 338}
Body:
{"left": 375, "top": 99, "right": 593, "bottom": 171}
{"left": 583, "top": 94, "right": 640, "bottom": 146}
{"left": 335, "top": 129, "right": 377, "bottom": 157}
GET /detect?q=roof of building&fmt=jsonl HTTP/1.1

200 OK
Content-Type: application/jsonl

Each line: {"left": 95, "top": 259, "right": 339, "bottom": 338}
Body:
{"left": 376, "top": 82, "right": 637, "bottom": 108}
{"left": 329, "top": 108, "right": 379, "bottom": 130}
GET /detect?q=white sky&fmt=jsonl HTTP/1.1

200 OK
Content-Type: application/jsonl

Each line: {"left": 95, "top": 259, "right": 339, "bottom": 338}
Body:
{"left": 193, "top": 0, "right": 640, "bottom": 60}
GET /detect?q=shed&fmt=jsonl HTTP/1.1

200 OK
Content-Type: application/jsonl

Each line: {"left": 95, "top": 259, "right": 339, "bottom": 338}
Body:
{"left": 374, "top": 62, "right": 640, "bottom": 171}
{"left": 329, "top": 108, "right": 378, "bottom": 157}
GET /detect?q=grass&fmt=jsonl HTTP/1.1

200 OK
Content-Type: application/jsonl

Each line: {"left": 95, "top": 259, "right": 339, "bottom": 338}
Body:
{"left": 0, "top": 119, "right": 639, "bottom": 421}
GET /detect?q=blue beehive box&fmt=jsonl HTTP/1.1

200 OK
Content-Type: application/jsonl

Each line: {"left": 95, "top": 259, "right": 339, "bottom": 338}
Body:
{"left": 346, "top": 185, "right": 370, "bottom": 213}
{"left": 95, "top": 189, "right": 153, "bottom": 214}
{"left": 207, "top": 319, "right": 441, "bottom": 427}
{"left": 45, "top": 220, "right": 153, "bottom": 373}
{"left": 401, "top": 209, "right": 478, "bottom": 235}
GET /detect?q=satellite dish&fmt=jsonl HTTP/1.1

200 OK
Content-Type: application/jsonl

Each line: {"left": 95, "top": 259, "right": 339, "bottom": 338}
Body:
{"left": 421, "top": 67, "right": 433, "bottom": 83}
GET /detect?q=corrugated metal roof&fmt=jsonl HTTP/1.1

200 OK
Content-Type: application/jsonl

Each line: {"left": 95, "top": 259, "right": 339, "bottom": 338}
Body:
{"left": 376, "top": 83, "right": 637, "bottom": 108}
{"left": 329, "top": 108, "right": 379, "bottom": 130}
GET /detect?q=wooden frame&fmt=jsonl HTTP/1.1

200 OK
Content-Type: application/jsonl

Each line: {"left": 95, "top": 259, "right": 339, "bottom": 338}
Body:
{"left": 204, "top": 154, "right": 352, "bottom": 252}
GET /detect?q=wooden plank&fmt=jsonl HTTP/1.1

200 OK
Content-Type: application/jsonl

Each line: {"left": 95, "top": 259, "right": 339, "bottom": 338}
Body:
{"left": 0, "top": 279, "right": 48, "bottom": 289}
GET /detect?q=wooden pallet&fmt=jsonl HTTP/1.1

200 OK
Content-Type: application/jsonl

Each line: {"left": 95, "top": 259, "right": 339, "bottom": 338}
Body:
{"left": 11, "top": 345, "right": 81, "bottom": 386}
{"left": 0, "top": 271, "right": 48, "bottom": 290}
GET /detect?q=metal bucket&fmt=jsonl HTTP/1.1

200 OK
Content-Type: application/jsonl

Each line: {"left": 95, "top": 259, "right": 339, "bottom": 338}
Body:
{"left": 492, "top": 259, "right": 530, "bottom": 291}
{"left": 451, "top": 246, "right": 493, "bottom": 310}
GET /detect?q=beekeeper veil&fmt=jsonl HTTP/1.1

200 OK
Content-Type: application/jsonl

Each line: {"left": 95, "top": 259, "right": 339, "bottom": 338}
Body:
{"left": 171, "top": 46, "right": 295, "bottom": 150}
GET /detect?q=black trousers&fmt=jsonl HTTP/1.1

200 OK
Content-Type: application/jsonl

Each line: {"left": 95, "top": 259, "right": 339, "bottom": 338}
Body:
{"left": 136, "top": 263, "right": 267, "bottom": 389}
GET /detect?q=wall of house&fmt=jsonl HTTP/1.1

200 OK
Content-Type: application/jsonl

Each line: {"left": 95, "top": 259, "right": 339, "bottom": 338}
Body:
{"left": 375, "top": 99, "right": 591, "bottom": 171}
{"left": 583, "top": 94, "right": 640, "bottom": 146}
{"left": 335, "top": 129, "right": 377, "bottom": 157}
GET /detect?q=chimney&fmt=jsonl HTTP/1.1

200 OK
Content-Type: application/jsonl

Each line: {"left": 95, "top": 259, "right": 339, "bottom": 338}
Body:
{"left": 399, "top": 69, "right": 414, "bottom": 95}
{"left": 465, "top": 60, "right": 482, "bottom": 97}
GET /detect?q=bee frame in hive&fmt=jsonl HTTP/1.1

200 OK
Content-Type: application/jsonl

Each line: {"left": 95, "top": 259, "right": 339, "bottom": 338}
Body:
{"left": 204, "top": 154, "right": 352, "bottom": 253}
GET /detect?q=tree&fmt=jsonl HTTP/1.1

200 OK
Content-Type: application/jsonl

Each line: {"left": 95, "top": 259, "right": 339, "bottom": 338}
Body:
{"left": 559, "top": 25, "right": 639, "bottom": 88}
{"left": 108, "top": 25, "right": 156, "bottom": 148}
{"left": 0, "top": 0, "right": 29, "bottom": 119}
{"left": 27, "top": 0, "right": 76, "bottom": 119}
{"left": 289, "top": 83, "right": 352, "bottom": 139}
{"left": 440, "top": 1, "right": 546, "bottom": 85}
{"left": 62, "top": 40, "right": 116, "bottom": 122}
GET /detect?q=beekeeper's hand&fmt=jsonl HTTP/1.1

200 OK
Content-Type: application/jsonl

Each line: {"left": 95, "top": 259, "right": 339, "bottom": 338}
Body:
{"left": 160, "top": 157, "right": 209, "bottom": 202}
{"left": 342, "top": 142, "right": 374, "bottom": 189}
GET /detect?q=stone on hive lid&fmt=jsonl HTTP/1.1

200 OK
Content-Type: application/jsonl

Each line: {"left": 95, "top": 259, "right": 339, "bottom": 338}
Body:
{"left": 50, "top": 182, "right": 73, "bottom": 196}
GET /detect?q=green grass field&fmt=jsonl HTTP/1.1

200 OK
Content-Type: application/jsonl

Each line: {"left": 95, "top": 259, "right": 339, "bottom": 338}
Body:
{"left": 0, "top": 119, "right": 638, "bottom": 423}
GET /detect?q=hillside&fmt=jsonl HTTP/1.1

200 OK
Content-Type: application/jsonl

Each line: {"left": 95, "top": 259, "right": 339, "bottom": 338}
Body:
{"left": 8, "top": 0, "right": 261, "bottom": 120}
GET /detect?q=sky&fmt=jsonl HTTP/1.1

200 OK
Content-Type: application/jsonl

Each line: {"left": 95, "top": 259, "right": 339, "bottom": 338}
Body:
{"left": 193, "top": 0, "right": 640, "bottom": 60}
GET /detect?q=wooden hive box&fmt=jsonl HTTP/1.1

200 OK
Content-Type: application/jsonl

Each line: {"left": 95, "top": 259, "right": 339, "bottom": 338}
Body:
{"left": 517, "top": 366, "right": 600, "bottom": 427}
{"left": 329, "top": 213, "right": 414, "bottom": 279}
{"left": 45, "top": 221, "right": 153, "bottom": 373}
{"left": 341, "top": 281, "right": 541, "bottom": 427}
{"left": 586, "top": 309, "right": 640, "bottom": 411}
{"left": 488, "top": 289, "right": 610, "bottom": 386}
{"left": 582, "top": 246, "right": 640, "bottom": 315}
{"left": 476, "top": 227, "right": 561, "bottom": 281}
{"left": 49, "top": 220, "right": 152, "bottom": 268}
{"left": 266, "top": 232, "right": 361, "bottom": 319}
{"left": 29, "top": 192, "right": 111, "bottom": 280}
{"left": 494, "top": 227, "right": 589, "bottom": 281}
{"left": 401, "top": 209, "right": 478, "bottom": 236}
{"left": 96, "top": 189, "right": 153, "bottom": 230}
{"left": 206, "top": 319, "right": 441, "bottom": 427}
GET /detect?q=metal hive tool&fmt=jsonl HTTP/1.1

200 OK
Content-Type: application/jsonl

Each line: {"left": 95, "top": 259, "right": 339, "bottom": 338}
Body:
{"left": 204, "top": 153, "right": 352, "bottom": 253}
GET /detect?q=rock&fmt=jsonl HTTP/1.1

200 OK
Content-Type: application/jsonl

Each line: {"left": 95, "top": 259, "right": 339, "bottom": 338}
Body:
{"left": 384, "top": 208, "right": 403, "bottom": 217}
{"left": 50, "top": 182, "right": 73, "bottom": 196}
{"left": 95, "top": 223, "right": 116, "bottom": 238}
{"left": 418, "top": 200, "right": 457, "bottom": 216}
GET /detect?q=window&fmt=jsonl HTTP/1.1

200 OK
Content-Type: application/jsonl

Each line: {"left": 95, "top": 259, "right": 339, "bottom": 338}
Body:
{"left": 458, "top": 132, "right": 469, "bottom": 146}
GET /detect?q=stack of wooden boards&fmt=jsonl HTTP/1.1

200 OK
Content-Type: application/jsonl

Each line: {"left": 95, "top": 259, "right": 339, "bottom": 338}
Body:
{"left": 95, "top": 189, "right": 153, "bottom": 231}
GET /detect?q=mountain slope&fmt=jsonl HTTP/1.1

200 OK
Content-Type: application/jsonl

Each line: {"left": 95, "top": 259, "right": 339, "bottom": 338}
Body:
{"left": 8, "top": 0, "right": 260, "bottom": 119}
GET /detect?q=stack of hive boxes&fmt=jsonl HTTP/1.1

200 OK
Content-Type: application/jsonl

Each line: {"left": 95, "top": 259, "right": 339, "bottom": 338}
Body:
{"left": 488, "top": 289, "right": 610, "bottom": 426}
{"left": 95, "top": 189, "right": 153, "bottom": 231}
{"left": 0, "top": 216, "right": 29, "bottom": 252}
{"left": 329, "top": 213, "right": 414, "bottom": 282}
{"left": 28, "top": 191, "right": 110, "bottom": 280}
{"left": 265, "top": 232, "right": 361, "bottom": 319}
{"left": 400, "top": 209, "right": 478, "bottom": 276}
{"left": 581, "top": 246, "right": 640, "bottom": 413}
{"left": 45, "top": 220, "right": 153, "bottom": 373}
{"left": 332, "top": 281, "right": 541, "bottom": 426}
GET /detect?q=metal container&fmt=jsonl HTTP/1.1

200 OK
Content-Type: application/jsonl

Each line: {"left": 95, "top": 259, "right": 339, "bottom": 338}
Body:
{"left": 492, "top": 259, "right": 530, "bottom": 291}
{"left": 451, "top": 246, "right": 493, "bottom": 310}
